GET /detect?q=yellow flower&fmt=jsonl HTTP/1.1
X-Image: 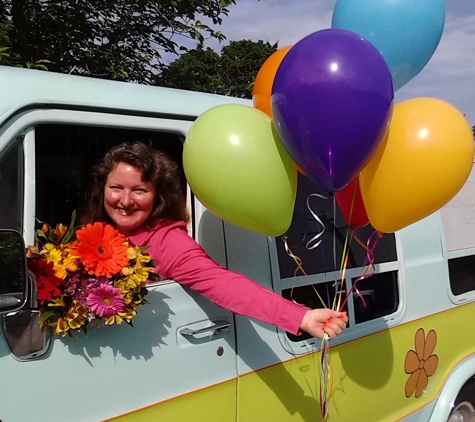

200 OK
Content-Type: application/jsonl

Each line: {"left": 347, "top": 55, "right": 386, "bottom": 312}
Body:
{"left": 66, "top": 301, "right": 88, "bottom": 330}
{"left": 48, "top": 297, "right": 66, "bottom": 307}
{"left": 105, "top": 314, "right": 123, "bottom": 325}
{"left": 136, "top": 252, "right": 151, "bottom": 266}
{"left": 63, "top": 256, "right": 78, "bottom": 272}
{"left": 54, "top": 264, "right": 67, "bottom": 279}
{"left": 119, "top": 306, "right": 137, "bottom": 322}
{"left": 127, "top": 248, "right": 137, "bottom": 260}
{"left": 55, "top": 317, "right": 69, "bottom": 335}
{"left": 45, "top": 243, "right": 63, "bottom": 265}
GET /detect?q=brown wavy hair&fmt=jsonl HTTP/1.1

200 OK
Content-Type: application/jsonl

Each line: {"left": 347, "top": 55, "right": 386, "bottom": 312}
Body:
{"left": 80, "top": 142, "right": 189, "bottom": 228}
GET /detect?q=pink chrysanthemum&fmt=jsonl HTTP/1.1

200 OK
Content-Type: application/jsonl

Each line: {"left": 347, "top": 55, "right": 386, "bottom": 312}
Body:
{"left": 86, "top": 284, "right": 125, "bottom": 317}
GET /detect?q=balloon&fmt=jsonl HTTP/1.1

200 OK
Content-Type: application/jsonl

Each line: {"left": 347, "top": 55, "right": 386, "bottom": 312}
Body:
{"left": 359, "top": 98, "right": 475, "bottom": 233}
{"left": 332, "top": 0, "right": 445, "bottom": 91}
{"left": 335, "top": 177, "right": 369, "bottom": 229}
{"left": 252, "top": 46, "right": 306, "bottom": 177}
{"left": 253, "top": 46, "right": 292, "bottom": 117}
{"left": 184, "top": 104, "right": 297, "bottom": 237}
{"left": 272, "top": 28, "right": 394, "bottom": 192}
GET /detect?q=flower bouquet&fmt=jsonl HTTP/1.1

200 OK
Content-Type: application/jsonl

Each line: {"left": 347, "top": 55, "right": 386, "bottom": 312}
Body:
{"left": 26, "top": 212, "right": 160, "bottom": 339}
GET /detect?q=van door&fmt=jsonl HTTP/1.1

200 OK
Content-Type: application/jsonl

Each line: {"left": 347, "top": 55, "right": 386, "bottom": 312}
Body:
{"left": 0, "top": 114, "right": 237, "bottom": 422}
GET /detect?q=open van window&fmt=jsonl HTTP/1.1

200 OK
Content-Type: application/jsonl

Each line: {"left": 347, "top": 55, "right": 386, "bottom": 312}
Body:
{"left": 34, "top": 124, "right": 187, "bottom": 230}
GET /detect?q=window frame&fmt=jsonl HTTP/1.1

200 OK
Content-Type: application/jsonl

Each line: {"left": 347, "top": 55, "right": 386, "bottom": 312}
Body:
{"left": 268, "top": 229, "right": 404, "bottom": 355}
{"left": 443, "top": 244, "right": 475, "bottom": 305}
{"left": 0, "top": 109, "right": 194, "bottom": 248}
{"left": 0, "top": 133, "right": 25, "bottom": 234}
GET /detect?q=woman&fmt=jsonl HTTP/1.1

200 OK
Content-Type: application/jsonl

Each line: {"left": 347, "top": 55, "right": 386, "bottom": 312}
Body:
{"left": 81, "top": 142, "right": 348, "bottom": 339}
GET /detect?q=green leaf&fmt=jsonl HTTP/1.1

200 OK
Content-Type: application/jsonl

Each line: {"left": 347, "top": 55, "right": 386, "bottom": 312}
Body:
{"left": 62, "top": 209, "right": 77, "bottom": 244}
{"left": 139, "top": 245, "right": 151, "bottom": 253}
{"left": 40, "top": 311, "right": 56, "bottom": 323}
{"left": 47, "top": 229, "right": 56, "bottom": 243}
{"left": 35, "top": 229, "right": 48, "bottom": 240}
{"left": 0, "top": 46, "right": 10, "bottom": 52}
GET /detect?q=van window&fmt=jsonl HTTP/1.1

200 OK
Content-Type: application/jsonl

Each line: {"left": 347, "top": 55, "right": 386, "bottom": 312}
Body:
{"left": 34, "top": 124, "right": 186, "bottom": 228}
{"left": 283, "top": 280, "right": 348, "bottom": 342}
{"left": 353, "top": 270, "right": 399, "bottom": 323}
{"left": 448, "top": 255, "right": 475, "bottom": 296}
{"left": 276, "top": 175, "right": 397, "bottom": 279}
{"left": 0, "top": 137, "right": 24, "bottom": 232}
{"left": 276, "top": 174, "right": 399, "bottom": 341}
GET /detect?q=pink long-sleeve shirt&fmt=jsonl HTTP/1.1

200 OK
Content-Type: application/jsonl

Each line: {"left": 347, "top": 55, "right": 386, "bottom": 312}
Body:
{"left": 129, "top": 220, "right": 309, "bottom": 335}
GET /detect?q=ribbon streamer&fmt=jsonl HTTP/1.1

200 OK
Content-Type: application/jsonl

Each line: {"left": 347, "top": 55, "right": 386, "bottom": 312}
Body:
{"left": 305, "top": 193, "right": 327, "bottom": 250}
{"left": 319, "top": 335, "right": 331, "bottom": 419}
{"left": 282, "top": 236, "right": 328, "bottom": 309}
{"left": 339, "top": 230, "right": 382, "bottom": 311}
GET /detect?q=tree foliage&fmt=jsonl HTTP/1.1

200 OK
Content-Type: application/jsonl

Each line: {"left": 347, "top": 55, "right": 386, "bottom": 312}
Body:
{"left": 156, "top": 39, "right": 278, "bottom": 98}
{"left": 0, "top": 0, "right": 234, "bottom": 83}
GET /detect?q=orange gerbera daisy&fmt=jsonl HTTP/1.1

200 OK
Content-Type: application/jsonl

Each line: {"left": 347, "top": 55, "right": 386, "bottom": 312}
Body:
{"left": 73, "top": 222, "right": 129, "bottom": 278}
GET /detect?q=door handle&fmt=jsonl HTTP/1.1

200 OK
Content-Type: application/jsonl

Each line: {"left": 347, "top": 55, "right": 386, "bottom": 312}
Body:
{"left": 180, "top": 319, "right": 231, "bottom": 337}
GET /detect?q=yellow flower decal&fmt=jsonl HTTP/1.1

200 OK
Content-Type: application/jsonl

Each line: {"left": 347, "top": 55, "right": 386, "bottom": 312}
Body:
{"left": 404, "top": 328, "right": 438, "bottom": 398}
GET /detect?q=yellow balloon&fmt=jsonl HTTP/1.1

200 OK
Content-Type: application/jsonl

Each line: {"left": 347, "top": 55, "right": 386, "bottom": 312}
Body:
{"left": 360, "top": 98, "right": 475, "bottom": 233}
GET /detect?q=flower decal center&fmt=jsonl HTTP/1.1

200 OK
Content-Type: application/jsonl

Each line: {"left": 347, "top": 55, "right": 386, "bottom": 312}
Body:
{"left": 404, "top": 328, "right": 438, "bottom": 399}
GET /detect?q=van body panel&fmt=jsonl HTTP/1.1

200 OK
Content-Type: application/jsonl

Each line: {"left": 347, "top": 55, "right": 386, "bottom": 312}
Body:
{"left": 0, "top": 282, "right": 237, "bottom": 422}
{"left": 106, "top": 380, "right": 237, "bottom": 422}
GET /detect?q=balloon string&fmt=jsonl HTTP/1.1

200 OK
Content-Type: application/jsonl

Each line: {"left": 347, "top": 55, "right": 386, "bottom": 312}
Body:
{"left": 339, "top": 230, "right": 383, "bottom": 310}
{"left": 319, "top": 336, "right": 331, "bottom": 420}
{"left": 282, "top": 236, "right": 328, "bottom": 309}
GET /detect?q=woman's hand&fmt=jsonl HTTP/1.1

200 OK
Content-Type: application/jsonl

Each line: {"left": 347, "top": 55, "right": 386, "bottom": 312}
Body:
{"left": 299, "top": 308, "right": 348, "bottom": 340}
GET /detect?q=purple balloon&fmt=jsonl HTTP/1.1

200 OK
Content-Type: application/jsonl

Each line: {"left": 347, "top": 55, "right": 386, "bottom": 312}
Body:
{"left": 272, "top": 28, "right": 394, "bottom": 191}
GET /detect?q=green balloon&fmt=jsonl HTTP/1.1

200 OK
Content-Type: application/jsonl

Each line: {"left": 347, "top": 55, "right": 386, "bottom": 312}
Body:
{"left": 184, "top": 104, "right": 297, "bottom": 236}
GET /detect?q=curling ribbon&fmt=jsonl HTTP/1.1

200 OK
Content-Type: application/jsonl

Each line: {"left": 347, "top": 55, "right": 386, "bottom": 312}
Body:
{"left": 338, "top": 230, "right": 383, "bottom": 311}
{"left": 305, "top": 193, "right": 327, "bottom": 250}
{"left": 282, "top": 236, "right": 328, "bottom": 309}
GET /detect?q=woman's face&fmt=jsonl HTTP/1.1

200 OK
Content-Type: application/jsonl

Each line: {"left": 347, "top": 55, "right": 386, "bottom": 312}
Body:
{"left": 104, "top": 162, "right": 156, "bottom": 235}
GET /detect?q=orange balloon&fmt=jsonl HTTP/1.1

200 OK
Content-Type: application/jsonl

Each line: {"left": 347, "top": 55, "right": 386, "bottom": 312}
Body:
{"left": 253, "top": 46, "right": 292, "bottom": 117}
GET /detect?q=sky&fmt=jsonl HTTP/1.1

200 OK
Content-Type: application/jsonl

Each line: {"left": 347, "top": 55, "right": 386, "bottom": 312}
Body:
{"left": 201, "top": 0, "right": 475, "bottom": 126}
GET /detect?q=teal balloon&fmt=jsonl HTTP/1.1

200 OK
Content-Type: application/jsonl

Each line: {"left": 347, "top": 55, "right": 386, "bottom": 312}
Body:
{"left": 332, "top": 0, "right": 445, "bottom": 91}
{"left": 184, "top": 104, "right": 297, "bottom": 237}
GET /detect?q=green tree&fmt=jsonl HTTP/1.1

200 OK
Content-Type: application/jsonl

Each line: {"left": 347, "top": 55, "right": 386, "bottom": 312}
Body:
{"left": 0, "top": 0, "right": 233, "bottom": 83}
{"left": 157, "top": 39, "right": 278, "bottom": 98}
